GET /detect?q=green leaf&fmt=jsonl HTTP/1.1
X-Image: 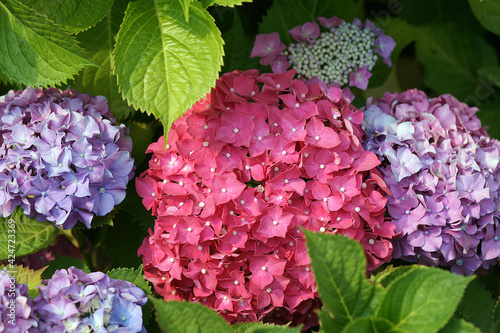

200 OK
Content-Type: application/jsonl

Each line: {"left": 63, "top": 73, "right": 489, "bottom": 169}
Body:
{"left": 340, "top": 317, "right": 402, "bottom": 333}
{"left": 41, "top": 254, "right": 90, "bottom": 279}
{"left": 368, "top": 18, "right": 416, "bottom": 88}
{"left": 259, "top": 0, "right": 363, "bottom": 44}
{"left": 477, "top": 65, "right": 500, "bottom": 89}
{"left": 469, "top": 0, "right": 500, "bottom": 35}
{"left": 477, "top": 99, "right": 500, "bottom": 140}
{"left": 493, "top": 298, "right": 500, "bottom": 333}
{"left": 304, "top": 231, "right": 384, "bottom": 332}
{"left": 455, "top": 279, "right": 496, "bottom": 332}
{"left": 0, "top": 265, "right": 46, "bottom": 299}
{"left": 107, "top": 265, "right": 153, "bottom": 325}
{"left": 151, "top": 298, "right": 233, "bottom": 333}
{"left": 399, "top": 0, "right": 484, "bottom": 33}
{"left": 232, "top": 322, "right": 301, "bottom": 332}
{"left": 178, "top": 0, "right": 190, "bottom": 21}
{"left": 0, "top": 0, "right": 93, "bottom": 87}
{"left": 438, "top": 318, "right": 481, "bottom": 333}
{"left": 370, "top": 265, "right": 416, "bottom": 288}
{"left": 376, "top": 266, "right": 474, "bottom": 333}
{"left": 19, "top": 0, "right": 113, "bottom": 33}
{"left": 127, "top": 121, "right": 158, "bottom": 166}
{"left": 75, "top": 1, "right": 135, "bottom": 121}
{"left": 221, "top": 9, "right": 260, "bottom": 73}
{"left": 201, "top": 0, "right": 252, "bottom": 8}
{"left": 415, "top": 24, "right": 498, "bottom": 100}
{"left": 114, "top": 0, "right": 224, "bottom": 134}
{"left": 0, "top": 207, "right": 60, "bottom": 260}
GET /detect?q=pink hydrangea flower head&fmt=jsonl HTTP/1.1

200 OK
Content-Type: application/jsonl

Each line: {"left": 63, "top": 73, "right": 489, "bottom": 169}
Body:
{"left": 363, "top": 89, "right": 500, "bottom": 275}
{"left": 251, "top": 17, "right": 396, "bottom": 90}
{"left": 250, "top": 32, "right": 287, "bottom": 66}
{"left": 137, "top": 69, "right": 395, "bottom": 328}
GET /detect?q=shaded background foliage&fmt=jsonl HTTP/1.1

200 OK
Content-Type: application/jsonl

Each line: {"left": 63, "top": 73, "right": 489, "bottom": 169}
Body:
{"left": 1, "top": 0, "right": 500, "bottom": 332}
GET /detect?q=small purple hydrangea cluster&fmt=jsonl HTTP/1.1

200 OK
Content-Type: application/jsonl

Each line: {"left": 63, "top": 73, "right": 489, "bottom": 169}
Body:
{"left": 362, "top": 89, "right": 500, "bottom": 275}
{"left": 0, "top": 269, "right": 38, "bottom": 333}
{"left": 0, "top": 87, "right": 134, "bottom": 229}
{"left": 33, "top": 267, "right": 147, "bottom": 332}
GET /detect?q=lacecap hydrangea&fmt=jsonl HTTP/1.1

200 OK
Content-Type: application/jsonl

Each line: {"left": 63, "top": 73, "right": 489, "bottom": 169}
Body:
{"left": 0, "top": 87, "right": 134, "bottom": 229}
{"left": 0, "top": 269, "right": 38, "bottom": 332}
{"left": 33, "top": 266, "right": 147, "bottom": 332}
{"left": 137, "top": 69, "right": 395, "bottom": 327}
{"left": 251, "top": 17, "right": 395, "bottom": 90}
{"left": 362, "top": 89, "right": 500, "bottom": 275}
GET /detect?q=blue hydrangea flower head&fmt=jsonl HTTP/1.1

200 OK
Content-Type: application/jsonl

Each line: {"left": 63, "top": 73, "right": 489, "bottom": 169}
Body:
{"left": 33, "top": 267, "right": 147, "bottom": 332}
{"left": 0, "top": 87, "right": 135, "bottom": 229}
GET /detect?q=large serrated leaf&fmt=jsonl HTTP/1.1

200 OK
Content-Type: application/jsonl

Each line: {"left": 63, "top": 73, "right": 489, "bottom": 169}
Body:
{"left": 76, "top": 1, "right": 135, "bottom": 120}
{"left": 19, "top": 0, "right": 113, "bottom": 33}
{"left": 415, "top": 24, "right": 498, "bottom": 100}
{"left": 201, "top": 0, "right": 252, "bottom": 8}
{"left": 41, "top": 254, "right": 90, "bottom": 279}
{"left": 259, "top": 0, "right": 363, "bottom": 44}
{"left": 107, "top": 265, "right": 153, "bottom": 325}
{"left": 376, "top": 266, "right": 474, "bottom": 333}
{"left": 152, "top": 298, "right": 233, "bottom": 333}
{"left": 438, "top": 318, "right": 481, "bottom": 333}
{"left": 370, "top": 265, "right": 416, "bottom": 288}
{"left": 340, "top": 317, "right": 402, "bottom": 333}
{"left": 0, "top": 207, "right": 60, "bottom": 260}
{"left": 455, "top": 279, "right": 496, "bottom": 332}
{"left": 477, "top": 99, "right": 500, "bottom": 140}
{"left": 232, "top": 322, "right": 301, "bottom": 332}
{"left": 0, "top": 264, "right": 46, "bottom": 299}
{"left": 304, "top": 231, "right": 384, "bottom": 332}
{"left": 114, "top": 0, "right": 224, "bottom": 134}
{"left": 0, "top": 0, "right": 93, "bottom": 87}
{"left": 221, "top": 9, "right": 260, "bottom": 73}
{"left": 469, "top": 0, "right": 500, "bottom": 35}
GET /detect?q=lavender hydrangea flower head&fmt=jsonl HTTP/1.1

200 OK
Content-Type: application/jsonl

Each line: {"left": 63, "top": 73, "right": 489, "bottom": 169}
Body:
{"left": 251, "top": 17, "right": 395, "bottom": 90}
{"left": 362, "top": 89, "right": 500, "bottom": 275}
{"left": 33, "top": 266, "right": 147, "bottom": 332}
{"left": 0, "top": 269, "right": 38, "bottom": 332}
{"left": 0, "top": 87, "right": 134, "bottom": 229}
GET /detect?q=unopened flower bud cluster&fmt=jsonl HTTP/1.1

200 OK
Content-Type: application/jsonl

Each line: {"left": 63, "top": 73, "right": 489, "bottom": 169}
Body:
{"left": 284, "top": 22, "right": 378, "bottom": 86}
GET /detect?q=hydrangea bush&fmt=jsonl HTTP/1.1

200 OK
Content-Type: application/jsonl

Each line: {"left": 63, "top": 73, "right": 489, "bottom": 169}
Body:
{"left": 362, "top": 89, "right": 500, "bottom": 275}
{"left": 33, "top": 266, "right": 147, "bottom": 332}
{"left": 0, "top": 269, "right": 38, "bottom": 333}
{"left": 251, "top": 17, "right": 395, "bottom": 90}
{"left": 0, "top": 87, "right": 134, "bottom": 229}
{"left": 136, "top": 68, "right": 396, "bottom": 326}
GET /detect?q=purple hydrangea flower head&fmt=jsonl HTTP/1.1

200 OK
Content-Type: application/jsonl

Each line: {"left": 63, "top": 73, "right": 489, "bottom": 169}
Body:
{"left": 0, "top": 269, "right": 38, "bottom": 332}
{"left": 251, "top": 17, "right": 395, "bottom": 90}
{"left": 33, "top": 267, "right": 147, "bottom": 332}
{"left": 363, "top": 89, "right": 500, "bottom": 275}
{"left": 0, "top": 87, "right": 134, "bottom": 229}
